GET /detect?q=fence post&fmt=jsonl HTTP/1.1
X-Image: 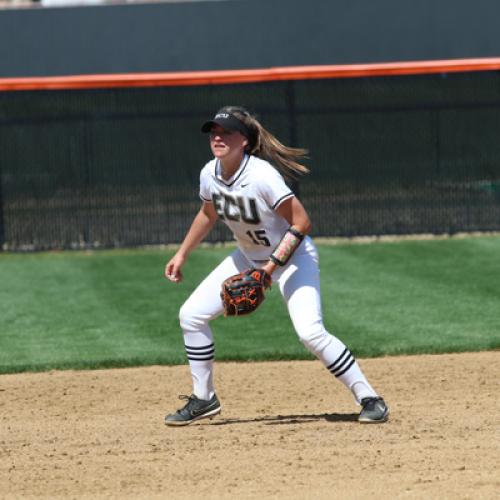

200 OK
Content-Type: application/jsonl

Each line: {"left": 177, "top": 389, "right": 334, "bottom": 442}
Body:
{"left": 0, "top": 166, "right": 4, "bottom": 250}
{"left": 286, "top": 80, "right": 300, "bottom": 197}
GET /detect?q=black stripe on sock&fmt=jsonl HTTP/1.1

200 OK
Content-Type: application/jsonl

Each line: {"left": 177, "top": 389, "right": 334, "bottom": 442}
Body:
{"left": 327, "top": 348, "right": 349, "bottom": 371}
{"left": 186, "top": 348, "right": 215, "bottom": 357}
{"left": 330, "top": 352, "right": 353, "bottom": 375}
{"left": 185, "top": 343, "right": 214, "bottom": 351}
{"left": 185, "top": 343, "right": 215, "bottom": 361}
{"left": 187, "top": 354, "right": 215, "bottom": 361}
{"left": 334, "top": 358, "right": 356, "bottom": 378}
{"left": 186, "top": 346, "right": 215, "bottom": 354}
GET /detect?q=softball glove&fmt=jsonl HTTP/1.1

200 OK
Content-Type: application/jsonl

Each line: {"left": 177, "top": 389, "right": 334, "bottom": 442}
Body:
{"left": 221, "top": 268, "right": 272, "bottom": 316}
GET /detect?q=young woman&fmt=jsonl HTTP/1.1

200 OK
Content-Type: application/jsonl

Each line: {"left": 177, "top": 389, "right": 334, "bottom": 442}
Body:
{"left": 164, "top": 106, "right": 389, "bottom": 426}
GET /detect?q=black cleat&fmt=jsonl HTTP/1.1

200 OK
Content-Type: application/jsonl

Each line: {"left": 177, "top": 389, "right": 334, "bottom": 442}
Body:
{"left": 165, "top": 393, "right": 221, "bottom": 426}
{"left": 359, "top": 397, "right": 389, "bottom": 423}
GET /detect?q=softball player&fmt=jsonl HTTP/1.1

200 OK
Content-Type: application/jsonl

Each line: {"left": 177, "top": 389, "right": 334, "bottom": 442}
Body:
{"left": 164, "top": 106, "right": 389, "bottom": 425}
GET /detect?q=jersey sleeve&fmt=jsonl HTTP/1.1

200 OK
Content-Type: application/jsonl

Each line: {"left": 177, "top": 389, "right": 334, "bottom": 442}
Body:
{"left": 199, "top": 164, "right": 212, "bottom": 202}
{"left": 259, "top": 166, "right": 295, "bottom": 210}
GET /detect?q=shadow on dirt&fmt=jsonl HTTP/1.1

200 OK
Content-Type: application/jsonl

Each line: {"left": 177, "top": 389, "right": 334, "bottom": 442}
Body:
{"left": 209, "top": 412, "right": 359, "bottom": 426}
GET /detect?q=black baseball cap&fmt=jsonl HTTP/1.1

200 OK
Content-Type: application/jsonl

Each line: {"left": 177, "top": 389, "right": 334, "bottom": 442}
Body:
{"left": 201, "top": 111, "right": 250, "bottom": 137}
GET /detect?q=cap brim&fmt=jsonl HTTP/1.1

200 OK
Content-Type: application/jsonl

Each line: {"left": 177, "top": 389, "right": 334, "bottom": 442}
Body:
{"left": 200, "top": 115, "right": 249, "bottom": 136}
{"left": 201, "top": 120, "right": 217, "bottom": 133}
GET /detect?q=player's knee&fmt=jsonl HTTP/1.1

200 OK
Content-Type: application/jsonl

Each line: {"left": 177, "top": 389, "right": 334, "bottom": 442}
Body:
{"left": 296, "top": 322, "right": 330, "bottom": 356}
{"left": 179, "top": 301, "right": 206, "bottom": 333}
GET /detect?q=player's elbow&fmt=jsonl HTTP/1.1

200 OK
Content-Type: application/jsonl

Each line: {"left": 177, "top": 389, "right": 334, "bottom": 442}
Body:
{"left": 303, "top": 217, "right": 312, "bottom": 235}
{"left": 296, "top": 215, "right": 311, "bottom": 236}
{"left": 292, "top": 198, "right": 311, "bottom": 235}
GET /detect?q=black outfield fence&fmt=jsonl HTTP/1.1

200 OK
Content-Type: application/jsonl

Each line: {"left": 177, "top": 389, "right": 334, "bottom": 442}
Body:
{"left": 0, "top": 70, "right": 499, "bottom": 250}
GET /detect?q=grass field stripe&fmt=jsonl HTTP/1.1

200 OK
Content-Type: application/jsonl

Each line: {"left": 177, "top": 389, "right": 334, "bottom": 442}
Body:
{"left": 1, "top": 237, "right": 498, "bottom": 374}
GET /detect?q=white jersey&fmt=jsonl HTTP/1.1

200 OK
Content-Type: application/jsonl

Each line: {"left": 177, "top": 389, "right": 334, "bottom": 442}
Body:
{"left": 199, "top": 154, "right": 305, "bottom": 262}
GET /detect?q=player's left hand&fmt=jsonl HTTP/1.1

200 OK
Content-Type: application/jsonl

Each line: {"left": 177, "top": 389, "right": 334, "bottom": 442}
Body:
{"left": 220, "top": 268, "right": 272, "bottom": 316}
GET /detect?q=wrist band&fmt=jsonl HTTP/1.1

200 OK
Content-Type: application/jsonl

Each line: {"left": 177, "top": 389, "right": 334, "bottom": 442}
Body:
{"left": 270, "top": 227, "right": 305, "bottom": 266}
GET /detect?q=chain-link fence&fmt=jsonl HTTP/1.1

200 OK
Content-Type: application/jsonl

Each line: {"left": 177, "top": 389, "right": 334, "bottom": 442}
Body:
{"left": 1, "top": 70, "right": 499, "bottom": 250}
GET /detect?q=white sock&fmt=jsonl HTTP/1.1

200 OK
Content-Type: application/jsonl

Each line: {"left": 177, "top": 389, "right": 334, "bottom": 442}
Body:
{"left": 351, "top": 381, "right": 377, "bottom": 403}
{"left": 184, "top": 336, "right": 215, "bottom": 401}
{"left": 321, "top": 338, "right": 378, "bottom": 404}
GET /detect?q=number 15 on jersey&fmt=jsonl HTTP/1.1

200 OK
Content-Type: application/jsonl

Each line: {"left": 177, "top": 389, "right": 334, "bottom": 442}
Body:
{"left": 246, "top": 229, "right": 270, "bottom": 247}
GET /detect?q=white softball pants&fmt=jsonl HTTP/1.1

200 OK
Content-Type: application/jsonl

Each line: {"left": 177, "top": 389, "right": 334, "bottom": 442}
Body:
{"left": 178, "top": 237, "right": 377, "bottom": 403}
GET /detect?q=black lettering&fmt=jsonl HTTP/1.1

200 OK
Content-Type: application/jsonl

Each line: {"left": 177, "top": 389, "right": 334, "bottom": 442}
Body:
{"left": 212, "top": 193, "right": 225, "bottom": 220}
{"left": 223, "top": 194, "right": 240, "bottom": 221}
{"left": 237, "top": 197, "right": 260, "bottom": 224}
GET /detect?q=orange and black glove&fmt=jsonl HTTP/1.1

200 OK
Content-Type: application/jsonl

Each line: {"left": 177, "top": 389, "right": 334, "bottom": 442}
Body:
{"left": 220, "top": 268, "right": 272, "bottom": 316}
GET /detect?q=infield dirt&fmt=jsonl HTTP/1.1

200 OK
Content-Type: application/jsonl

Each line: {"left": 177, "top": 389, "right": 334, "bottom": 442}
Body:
{"left": 0, "top": 351, "right": 498, "bottom": 499}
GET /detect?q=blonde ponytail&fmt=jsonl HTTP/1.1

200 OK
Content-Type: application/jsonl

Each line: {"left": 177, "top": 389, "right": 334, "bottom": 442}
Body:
{"left": 220, "top": 106, "right": 310, "bottom": 180}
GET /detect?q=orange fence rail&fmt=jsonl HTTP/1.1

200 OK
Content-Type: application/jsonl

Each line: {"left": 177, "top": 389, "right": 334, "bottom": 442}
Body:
{"left": 1, "top": 58, "right": 500, "bottom": 92}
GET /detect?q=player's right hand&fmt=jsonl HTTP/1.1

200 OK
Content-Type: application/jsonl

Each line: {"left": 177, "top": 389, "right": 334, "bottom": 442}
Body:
{"left": 164, "top": 253, "right": 186, "bottom": 283}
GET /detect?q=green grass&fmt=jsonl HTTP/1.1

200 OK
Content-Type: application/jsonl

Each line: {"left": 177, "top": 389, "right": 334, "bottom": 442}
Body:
{"left": 0, "top": 236, "right": 499, "bottom": 374}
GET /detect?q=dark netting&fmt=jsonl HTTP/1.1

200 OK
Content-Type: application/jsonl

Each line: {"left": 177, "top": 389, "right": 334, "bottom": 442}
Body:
{"left": 0, "top": 71, "right": 499, "bottom": 250}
